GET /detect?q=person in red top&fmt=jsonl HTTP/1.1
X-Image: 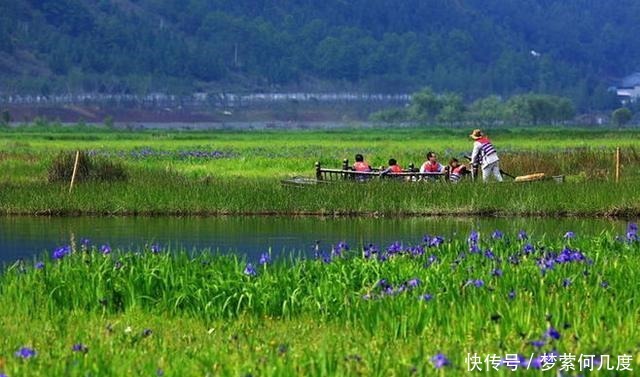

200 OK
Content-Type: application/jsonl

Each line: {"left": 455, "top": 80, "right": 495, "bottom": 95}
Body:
{"left": 447, "top": 158, "right": 468, "bottom": 183}
{"left": 420, "top": 152, "right": 444, "bottom": 173}
{"left": 381, "top": 158, "right": 403, "bottom": 176}
{"left": 353, "top": 154, "right": 372, "bottom": 172}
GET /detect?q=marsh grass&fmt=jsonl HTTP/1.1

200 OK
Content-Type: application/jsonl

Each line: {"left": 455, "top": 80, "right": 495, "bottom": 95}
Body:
{"left": 2, "top": 125, "right": 640, "bottom": 216}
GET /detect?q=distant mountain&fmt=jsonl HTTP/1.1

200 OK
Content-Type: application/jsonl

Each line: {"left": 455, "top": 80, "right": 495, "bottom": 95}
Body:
{"left": 1, "top": 0, "right": 638, "bottom": 109}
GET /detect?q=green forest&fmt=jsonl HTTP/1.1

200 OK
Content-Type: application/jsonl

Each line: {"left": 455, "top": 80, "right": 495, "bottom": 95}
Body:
{"left": 0, "top": 0, "right": 638, "bottom": 111}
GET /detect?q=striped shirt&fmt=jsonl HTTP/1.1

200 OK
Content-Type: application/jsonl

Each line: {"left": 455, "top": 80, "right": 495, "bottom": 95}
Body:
{"left": 471, "top": 137, "right": 499, "bottom": 167}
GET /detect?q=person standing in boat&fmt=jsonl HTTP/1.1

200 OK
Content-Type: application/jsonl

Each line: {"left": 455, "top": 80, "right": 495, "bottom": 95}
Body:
{"left": 469, "top": 129, "right": 503, "bottom": 182}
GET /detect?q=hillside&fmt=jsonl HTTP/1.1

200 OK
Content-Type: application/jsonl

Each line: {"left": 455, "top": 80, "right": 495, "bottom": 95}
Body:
{"left": 1, "top": 0, "right": 639, "bottom": 109}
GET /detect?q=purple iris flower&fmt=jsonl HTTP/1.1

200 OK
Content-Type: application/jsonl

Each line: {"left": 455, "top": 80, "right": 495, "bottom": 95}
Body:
{"left": 491, "top": 268, "right": 503, "bottom": 277}
{"left": 337, "top": 241, "right": 349, "bottom": 251}
{"left": 100, "top": 244, "right": 111, "bottom": 255}
{"left": 431, "top": 353, "right": 450, "bottom": 368}
{"left": 564, "top": 231, "right": 575, "bottom": 239}
{"left": 387, "top": 242, "right": 403, "bottom": 254}
{"left": 429, "top": 236, "right": 444, "bottom": 247}
{"left": 258, "top": 252, "right": 271, "bottom": 265}
{"left": 508, "top": 290, "right": 516, "bottom": 300}
{"left": 34, "top": 261, "right": 45, "bottom": 269}
{"left": 544, "top": 327, "right": 561, "bottom": 340}
{"left": 72, "top": 343, "right": 89, "bottom": 353}
{"left": 52, "top": 245, "right": 71, "bottom": 260}
{"left": 15, "top": 347, "right": 36, "bottom": 359}
{"left": 492, "top": 230, "right": 504, "bottom": 239}
{"left": 530, "top": 340, "right": 545, "bottom": 348}
{"left": 150, "top": 244, "right": 161, "bottom": 253}
{"left": 518, "top": 230, "right": 528, "bottom": 240}
{"left": 467, "top": 279, "right": 484, "bottom": 288}
{"left": 406, "top": 278, "right": 421, "bottom": 288}
{"left": 243, "top": 263, "right": 257, "bottom": 276}
{"left": 468, "top": 230, "right": 479, "bottom": 243}
{"left": 484, "top": 250, "right": 495, "bottom": 259}
{"left": 521, "top": 244, "right": 534, "bottom": 255}
{"left": 421, "top": 294, "right": 433, "bottom": 301}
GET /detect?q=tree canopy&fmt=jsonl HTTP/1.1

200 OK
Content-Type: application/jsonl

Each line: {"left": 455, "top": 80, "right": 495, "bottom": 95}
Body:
{"left": 0, "top": 0, "right": 638, "bottom": 111}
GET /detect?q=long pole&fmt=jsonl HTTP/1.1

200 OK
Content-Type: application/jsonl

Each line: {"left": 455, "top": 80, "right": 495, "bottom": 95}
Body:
{"left": 615, "top": 147, "right": 621, "bottom": 183}
{"left": 69, "top": 151, "right": 80, "bottom": 193}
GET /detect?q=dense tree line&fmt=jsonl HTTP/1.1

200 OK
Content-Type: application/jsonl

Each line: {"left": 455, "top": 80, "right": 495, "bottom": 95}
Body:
{"left": 0, "top": 0, "right": 638, "bottom": 111}
{"left": 370, "top": 88, "right": 576, "bottom": 125}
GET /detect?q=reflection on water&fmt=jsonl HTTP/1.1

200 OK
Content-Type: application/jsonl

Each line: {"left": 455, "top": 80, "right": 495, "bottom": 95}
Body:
{"left": 0, "top": 216, "right": 633, "bottom": 262}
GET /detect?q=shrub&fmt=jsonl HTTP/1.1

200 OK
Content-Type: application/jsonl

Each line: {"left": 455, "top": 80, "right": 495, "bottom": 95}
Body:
{"left": 47, "top": 151, "right": 128, "bottom": 183}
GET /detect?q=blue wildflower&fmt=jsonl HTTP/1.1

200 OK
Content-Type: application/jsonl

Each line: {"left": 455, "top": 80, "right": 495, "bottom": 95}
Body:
{"left": 508, "top": 290, "right": 516, "bottom": 300}
{"left": 431, "top": 353, "right": 450, "bottom": 368}
{"left": 626, "top": 223, "right": 638, "bottom": 241}
{"left": 15, "top": 347, "right": 36, "bottom": 359}
{"left": 429, "top": 236, "right": 444, "bottom": 247}
{"left": 421, "top": 294, "right": 433, "bottom": 301}
{"left": 100, "top": 244, "right": 111, "bottom": 255}
{"left": 522, "top": 243, "right": 535, "bottom": 254}
{"left": 544, "top": 327, "right": 561, "bottom": 340}
{"left": 530, "top": 340, "right": 545, "bottom": 348}
{"left": 406, "top": 278, "right": 421, "bottom": 288}
{"left": 424, "top": 255, "right": 438, "bottom": 268}
{"left": 466, "top": 279, "right": 484, "bottom": 288}
{"left": 564, "top": 231, "right": 575, "bottom": 239}
{"left": 491, "top": 268, "right": 503, "bottom": 277}
{"left": 518, "top": 230, "right": 528, "bottom": 240}
{"left": 52, "top": 245, "right": 71, "bottom": 260}
{"left": 243, "top": 263, "right": 257, "bottom": 276}
{"left": 386, "top": 241, "right": 403, "bottom": 254}
{"left": 484, "top": 250, "right": 495, "bottom": 259}
{"left": 468, "top": 230, "right": 479, "bottom": 243}
{"left": 492, "top": 230, "right": 504, "bottom": 239}
{"left": 150, "top": 244, "right": 161, "bottom": 253}
{"left": 34, "top": 261, "right": 45, "bottom": 269}
{"left": 336, "top": 241, "right": 349, "bottom": 251}
{"left": 259, "top": 252, "right": 271, "bottom": 265}
{"left": 363, "top": 244, "right": 378, "bottom": 259}
{"left": 72, "top": 343, "right": 88, "bottom": 353}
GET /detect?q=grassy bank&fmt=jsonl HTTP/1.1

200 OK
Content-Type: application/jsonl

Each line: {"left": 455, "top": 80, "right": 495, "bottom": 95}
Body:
{"left": 2, "top": 125, "right": 640, "bottom": 216}
{"left": 1, "top": 228, "right": 639, "bottom": 376}
{"left": 1, "top": 177, "right": 640, "bottom": 217}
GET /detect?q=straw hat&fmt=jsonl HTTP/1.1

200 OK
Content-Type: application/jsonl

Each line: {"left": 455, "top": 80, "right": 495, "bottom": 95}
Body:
{"left": 469, "top": 129, "right": 484, "bottom": 140}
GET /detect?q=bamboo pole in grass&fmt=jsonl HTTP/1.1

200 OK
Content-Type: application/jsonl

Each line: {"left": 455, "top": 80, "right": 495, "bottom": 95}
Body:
{"left": 69, "top": 150, "right": 80, "bottom": 193}
{"left": 616, "top": 147, "right": 621, "bottom": 183}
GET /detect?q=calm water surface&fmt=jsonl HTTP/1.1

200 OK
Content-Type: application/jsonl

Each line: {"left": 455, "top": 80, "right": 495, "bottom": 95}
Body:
{"left": 0, "top": 216, "right": 634, "bottom": 263}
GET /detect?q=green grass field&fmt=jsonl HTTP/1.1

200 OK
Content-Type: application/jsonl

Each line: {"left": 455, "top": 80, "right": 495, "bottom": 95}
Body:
{"left": 1, "top": 228, "right": 639, "bottom": 376}
{"left": 1, "top": 124, "right": 640, "bottom": 216}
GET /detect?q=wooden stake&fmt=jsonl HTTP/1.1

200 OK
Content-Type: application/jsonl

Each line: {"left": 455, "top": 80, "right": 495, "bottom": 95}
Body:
{"left": 616, "top": 147, "right": 621, "bottom": 183}
{"left": 69, "top": 151, "right": 80, "bottom": 193}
